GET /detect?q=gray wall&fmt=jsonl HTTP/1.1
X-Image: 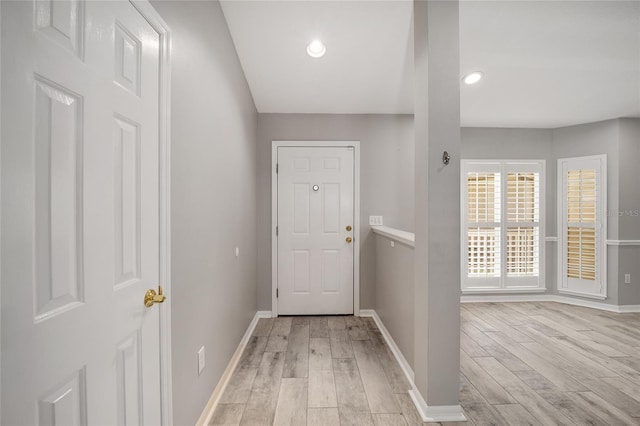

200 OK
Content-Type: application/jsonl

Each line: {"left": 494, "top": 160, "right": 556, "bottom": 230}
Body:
{"left": 151, "top": 2, "right": 258, "bottom": 424}
{"left": 375, "top": 236, "right": 414, "bottom": 367}
{"left": 611, "top": 118, "right": 640, "bottom": 305}
{"left": 461, "top": 128, "right": 557, "bottom": 293}
{"left": 256, "top": 114, "right": 414, "bottom": 311}
{"left": 462, "top": 118, "right": 640, "bottom": 306}
{"left": 552, "top": 120, "right": 621, "bottom": 305}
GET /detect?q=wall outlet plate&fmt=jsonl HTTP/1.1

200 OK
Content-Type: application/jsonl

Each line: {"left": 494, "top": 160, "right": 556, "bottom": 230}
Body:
{"left": 369, "top": 216, "right": 383, "bottom": 226}
{"left": 625, "top": 274, "right": 631, "bottom": 284}
{"left": 197, "top": 346, "right": 205, "bottom": 375}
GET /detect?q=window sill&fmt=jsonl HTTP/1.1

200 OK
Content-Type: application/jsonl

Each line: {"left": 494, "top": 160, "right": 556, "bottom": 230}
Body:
{"left": 558, "top": 289, "right": 607, "bottom": 300}
{"left": 462, "top": 288, "right": 546, "bottom": 294}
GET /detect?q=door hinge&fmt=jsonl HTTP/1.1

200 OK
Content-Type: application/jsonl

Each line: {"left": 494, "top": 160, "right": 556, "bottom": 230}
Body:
{"left": 276, "top": 163, "right": 279, "bottom": 174}
{"left": 276, "top": 226, "right": 278, "bottom": 236}
{"left": 276, "top": 288, "right": 279, "bottom": 298}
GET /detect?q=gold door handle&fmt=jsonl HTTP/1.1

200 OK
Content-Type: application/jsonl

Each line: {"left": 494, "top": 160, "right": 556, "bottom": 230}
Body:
{"left": 144, "top": 286, "right": 167, "bottom": 308}
{"left": 346, "top": 225, "right": 352, "bottom": 232}
{"left": 346, "top": 237, "right": 353, "bottom": 243}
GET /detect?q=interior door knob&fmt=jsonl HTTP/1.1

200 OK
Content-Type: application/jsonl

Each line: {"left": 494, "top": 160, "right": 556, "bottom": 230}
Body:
{"left": 346, "top": 225, "right": 352, "bottom": 231}
{"left": 346, "top": 237, "right": 353, "bottom": 243}
{"left": 144, "top": 286, "right": 167, "bottom": 308}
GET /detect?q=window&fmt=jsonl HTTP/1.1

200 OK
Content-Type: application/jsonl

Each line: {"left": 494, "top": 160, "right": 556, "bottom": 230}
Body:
{"left": 558, "top": 155, "right": 606, "bottom": 299}
{"left": 461, "top": 160, "right": 545, "bottom": 292}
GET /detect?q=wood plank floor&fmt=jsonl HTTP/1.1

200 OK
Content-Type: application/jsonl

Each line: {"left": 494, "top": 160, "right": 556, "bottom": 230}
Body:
{"left": 212, "top": 302, "right": 640, "bottom": 425}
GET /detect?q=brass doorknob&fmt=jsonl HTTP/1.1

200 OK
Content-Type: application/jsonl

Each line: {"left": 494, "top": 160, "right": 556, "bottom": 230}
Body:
{"left": 346, "top": 237, "right": 353, "bottom": 243}
{"left": 346, "top": 225, "right": 352, "bottom": 231}
{"left": 144, "top": 286, "right": 167, "bottom": 308}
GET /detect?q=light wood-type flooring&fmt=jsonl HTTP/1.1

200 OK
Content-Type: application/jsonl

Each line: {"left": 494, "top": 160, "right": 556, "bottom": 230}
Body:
{"left": 212, "top": 302, "right": 640, "bottom": 425}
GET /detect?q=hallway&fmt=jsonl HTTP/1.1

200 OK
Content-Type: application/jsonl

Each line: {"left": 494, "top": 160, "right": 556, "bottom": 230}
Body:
{"left": 213, "top": 302, "right": 640, "bottom": 425}
{"left": 211, "top": 315, "right": 427, "bottom": 425}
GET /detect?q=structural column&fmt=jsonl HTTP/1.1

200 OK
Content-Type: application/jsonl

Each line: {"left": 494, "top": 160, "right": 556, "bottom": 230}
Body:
{"left": 412, "top": 0, "right": 464, "bottom": 421}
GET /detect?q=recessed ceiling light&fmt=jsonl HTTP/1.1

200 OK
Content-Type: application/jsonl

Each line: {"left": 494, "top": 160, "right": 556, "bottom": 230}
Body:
{"left": 307, "top": 39, "right": 326, "bottom": 58}
{"left": 463, "top": 72, "right": 483, "bottom": 85}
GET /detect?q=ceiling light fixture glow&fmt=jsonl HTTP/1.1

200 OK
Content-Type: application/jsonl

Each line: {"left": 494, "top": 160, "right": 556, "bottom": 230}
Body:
{"left": 307, "top": 39, "right": 326, "bottom": 58}
{"left": 463, "top": 71, "right": 483, "bottom": 85}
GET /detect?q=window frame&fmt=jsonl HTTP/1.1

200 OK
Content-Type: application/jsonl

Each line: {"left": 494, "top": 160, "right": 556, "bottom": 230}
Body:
{"left": 461, "top": 159, "right": 546, "bottom": 293}
{"left": 557, "top": 155, "right": 607, "bottom": 300}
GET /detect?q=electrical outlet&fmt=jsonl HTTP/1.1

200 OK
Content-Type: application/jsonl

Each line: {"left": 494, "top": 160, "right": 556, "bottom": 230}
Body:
{"left": 197, "top": 346, "right": 205, "bottom": 375}
{"left": 390, "top": 241, "right": 395, "bottom": 248}
{"left": 625, "top": 274, "right": 631, "bottom": 284}
{"left": 369, "top": 216, "right": 383, "bottom": 226}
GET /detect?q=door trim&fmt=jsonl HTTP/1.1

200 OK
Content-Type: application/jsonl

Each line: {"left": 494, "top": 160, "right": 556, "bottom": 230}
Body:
{"left": 129, "top": 1, "right": 173, "bottom": 424}
{"left": 271, "top": 141, "right": 361, "bottom": 317}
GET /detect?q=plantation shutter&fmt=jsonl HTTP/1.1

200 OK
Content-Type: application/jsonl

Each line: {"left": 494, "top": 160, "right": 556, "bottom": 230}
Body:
{"left": 567, "top": 170, "right": 597, "bottom": 280}
{"left": 505, "top": 167, "right": 541, "bottom": 287}
{"left": 467, "top": 172, "right": 501, "bottom": 278}
{"left": 462, "top": 160, "right": 545, "bottom": 292}
{"left": 558, "top": 156, "right": 606, "bottom": 299}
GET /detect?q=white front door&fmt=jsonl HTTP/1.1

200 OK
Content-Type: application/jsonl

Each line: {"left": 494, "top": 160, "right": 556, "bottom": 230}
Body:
{"left": 2, "top": 1, "right": 164, "bottom": 424}
{"left": 277, "top": 146, "right": 355, "bottom": 315}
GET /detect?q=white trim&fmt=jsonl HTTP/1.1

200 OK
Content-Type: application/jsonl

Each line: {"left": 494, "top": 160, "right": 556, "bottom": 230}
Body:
{"left": 359, "top": 310, "right": 415, "bottom": 382}
{"left": 462, "top": 288, "right": 546, "bottom": 294}
{"left": 558, "top": 288, "right": 607, "bottom": 300}
{"left": 545, "top": 236, "right": 558, "bottom": 242}
{"left": 271, "top": 141, "right": 361, "bottom": 316}
{"left": 461, "top": 294, "right": 640, "bottom": 313}
{"left": 129, "top": 2, "right": 173, "bottom": 424}
{"left": 195, "top": 311, "right": 272, "bottom": 426}
{"left": 408, "top": 390, "right": 466, "bottom": 424}
{"left": 0, "top": 3, "right": 3, "bottom": 421}
{"left": 606, "top": 240, "right": 640, "bottom": 246}
{"left": 359, "top": 310, "right": 466, "bottom": 422}
{"left": 461, "top": 294, "right": 556, "bottom": 303}
{"left": 371, "top": 226, "right": 415, "bottom": 247}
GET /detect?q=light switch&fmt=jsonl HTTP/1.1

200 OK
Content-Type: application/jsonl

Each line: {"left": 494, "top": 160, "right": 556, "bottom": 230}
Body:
{"left": 625, "top": 274, "right": 631, "bottom": 284}
{"left": 369, "top": 216, "right": 383, "bottom": 226}
{"left": 235, "top": 247, "right": 240, "bottom": 257}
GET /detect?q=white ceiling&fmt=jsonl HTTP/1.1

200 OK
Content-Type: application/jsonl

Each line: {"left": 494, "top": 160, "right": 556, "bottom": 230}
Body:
{"left": 460, "top": 0, "right": 640, "bottom": 128}
{"left": 219, "top": 0, "right": 414, "bottom": 115}
{"left": 220, "top": 0, "right": 640, "bottom": 128}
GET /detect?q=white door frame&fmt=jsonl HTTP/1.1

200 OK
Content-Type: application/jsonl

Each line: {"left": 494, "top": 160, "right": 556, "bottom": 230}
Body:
{"left": 271, "top": 141, "right": 361, "bottom": 317}
{"left": 129, "top": 1, "right": 173, "bottom": 423}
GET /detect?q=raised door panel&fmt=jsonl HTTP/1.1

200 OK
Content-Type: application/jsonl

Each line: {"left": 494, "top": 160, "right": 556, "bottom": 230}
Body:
{"left": 34, "top": 76, "right": 84, "bottom": 323}
{"left": 113, "top": 116, "right": 141, "bottom": 288}
{"left": 38, "top": 368, "right": 87, "bottom": 426}
{"left": 114, "top": 22, "right": 141, "bottom": 96}
{"left": 116, "top": 332, "right": 143, "bottom": 426}
{"left": 35, "top": 0, "right": 85, "bottom": 58}
{"left": 322, "top": 183, "right": 340, "bottom": 235}
{"left": 293, "top": 183, "right": 310, "bottom": 234}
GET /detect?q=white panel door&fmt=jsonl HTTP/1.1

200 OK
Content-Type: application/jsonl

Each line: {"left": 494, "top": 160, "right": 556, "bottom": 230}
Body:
{"left": 277, "top": 147, "right": 354, "bottom": 315}
{"left": 1, "top": 1, "right": 163, "bottom": 424}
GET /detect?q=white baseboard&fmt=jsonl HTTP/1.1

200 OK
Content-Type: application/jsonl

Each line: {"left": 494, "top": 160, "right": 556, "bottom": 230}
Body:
{"left": 196, "top": 310, "right": 272, "bottom": 426}
{"left": 359, "top": 309, "right": 415, "bottom": 383}
{"left": 409, "top": 389, "right": 467, "bottom": 423}
{"left": 359, "top": 309, "right": 467, "bottom": 423}
{"left": 461, "top": 294, "right": 640, "bottom": 313}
